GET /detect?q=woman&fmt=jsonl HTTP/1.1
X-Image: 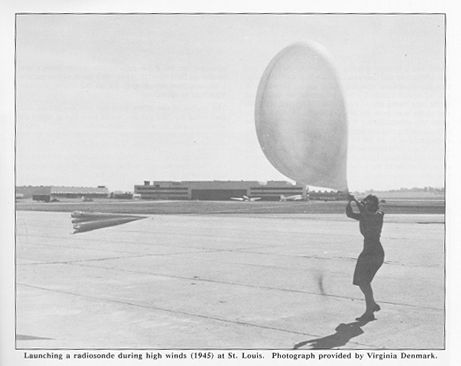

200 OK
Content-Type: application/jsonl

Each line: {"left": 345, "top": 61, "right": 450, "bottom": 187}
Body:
{"left": 346, "top": 194, "right": 384, "bottom": 321}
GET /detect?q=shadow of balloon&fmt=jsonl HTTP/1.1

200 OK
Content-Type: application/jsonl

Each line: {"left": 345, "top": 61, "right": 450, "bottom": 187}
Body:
{"left": 71, "top": 211, "right": 147, "bottom": 233}
{"left": 16, "top": 334, "right": 54, "bottom": 341}
{"left": 293, "top": 320, "right": 371, "bottom": 350}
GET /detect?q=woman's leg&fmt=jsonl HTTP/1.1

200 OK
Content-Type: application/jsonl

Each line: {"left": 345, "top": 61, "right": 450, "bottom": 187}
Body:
{"left": 357, "top": 283, "right": 380, "bottom": 319}
{"left": 361, "top": 283, "right": 373, "bottom": 309}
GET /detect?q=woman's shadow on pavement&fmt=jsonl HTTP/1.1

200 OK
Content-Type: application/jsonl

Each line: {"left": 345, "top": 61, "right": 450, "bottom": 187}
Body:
{"left": 293, "top": 319, "right": 372, "bottom": 350}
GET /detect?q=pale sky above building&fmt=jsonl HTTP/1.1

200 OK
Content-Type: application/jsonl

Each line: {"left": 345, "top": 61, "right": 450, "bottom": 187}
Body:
{"left": 14, "top": 13, "right": 445, "bottom": 192}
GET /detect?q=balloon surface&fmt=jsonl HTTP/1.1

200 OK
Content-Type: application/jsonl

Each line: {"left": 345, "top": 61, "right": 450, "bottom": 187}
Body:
{"left": 255, "top": 42, "right": 348, "bottom": 191}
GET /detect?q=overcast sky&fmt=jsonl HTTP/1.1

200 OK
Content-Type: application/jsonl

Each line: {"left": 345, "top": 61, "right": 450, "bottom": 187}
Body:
{"left": 15, "top": 14, "right": 445, "bottom": 192}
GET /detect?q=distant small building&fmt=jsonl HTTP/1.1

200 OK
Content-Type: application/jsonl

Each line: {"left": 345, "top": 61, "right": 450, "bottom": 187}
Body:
{"left": 110, "top": 191, "right": 134, "bottom": 199}
{"left": 16, "top": 186, "right": 49, "bottom": 200}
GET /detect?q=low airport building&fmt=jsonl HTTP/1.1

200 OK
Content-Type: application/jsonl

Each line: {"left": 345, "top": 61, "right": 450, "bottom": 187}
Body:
{"left": 134, "top": 180, "right": 307, "bottom": 201}
{"left": 16, "top": 186, "right": 110, "bottom": 202}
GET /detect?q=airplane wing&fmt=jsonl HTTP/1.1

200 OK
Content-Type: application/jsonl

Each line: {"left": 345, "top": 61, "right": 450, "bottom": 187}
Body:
{"left": 231, "top": 196, "right": 261, "bottom": 202}
{"left": 280, "top": 195, "right": 304, "bottom": 201}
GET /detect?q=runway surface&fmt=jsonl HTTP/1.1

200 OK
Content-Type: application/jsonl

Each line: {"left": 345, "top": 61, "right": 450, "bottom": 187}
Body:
{"left": 15, "top": 211, "right": 444, "bottom": 350}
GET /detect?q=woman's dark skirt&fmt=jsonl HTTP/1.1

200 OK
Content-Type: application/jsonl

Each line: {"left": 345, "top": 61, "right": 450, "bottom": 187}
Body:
{"left": 353, "top": 240, "right": 384, "bottom": 286}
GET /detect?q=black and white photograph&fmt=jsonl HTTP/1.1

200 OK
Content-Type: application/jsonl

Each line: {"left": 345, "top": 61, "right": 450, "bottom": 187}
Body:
{"left": 1, "top": 1, "right": 460, "bottom": 365}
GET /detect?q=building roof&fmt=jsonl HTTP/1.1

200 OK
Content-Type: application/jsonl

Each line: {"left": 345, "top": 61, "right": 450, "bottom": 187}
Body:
{"left": 51, "top": 186, "right": 109, "bottom": 194}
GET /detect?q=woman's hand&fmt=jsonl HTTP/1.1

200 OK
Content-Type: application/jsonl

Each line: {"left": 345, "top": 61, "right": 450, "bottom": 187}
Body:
{"left": 347, "top": 194, "right": 356, "bottom": 202}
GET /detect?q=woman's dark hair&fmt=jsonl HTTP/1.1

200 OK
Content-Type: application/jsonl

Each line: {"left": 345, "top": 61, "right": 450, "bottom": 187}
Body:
{"left": 364, "top": 194, "right": 379, "bottom": 210}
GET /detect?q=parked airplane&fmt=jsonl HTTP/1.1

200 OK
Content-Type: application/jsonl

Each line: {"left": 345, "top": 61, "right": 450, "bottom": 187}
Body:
{"left": 280, "top": 194, "right": 305, "bottom": 201}
{"left": 230, "top": 195, "right": 261, "bottom": 202}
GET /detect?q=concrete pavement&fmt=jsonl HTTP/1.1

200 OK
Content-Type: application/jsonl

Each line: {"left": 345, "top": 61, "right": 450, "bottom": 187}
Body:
{"left": 15, "top": 211, "right": 444, "bottom": 349}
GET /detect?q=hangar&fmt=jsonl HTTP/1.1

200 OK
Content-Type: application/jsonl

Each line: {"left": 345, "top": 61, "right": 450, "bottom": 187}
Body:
{"left": 16, "top": 186, "right": 110, "bottom": 202}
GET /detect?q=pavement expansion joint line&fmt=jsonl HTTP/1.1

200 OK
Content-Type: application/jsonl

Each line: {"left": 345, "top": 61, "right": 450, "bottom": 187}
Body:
{"left": 18, "top": 242, "right": 150, "bottom": 256}
{"left": 18, "top": 243, "right": 234, "bottom": 261}
{"left": 64, "top": 262, "right": 443, "bottom": 313}
{"left": 52, "top": 253, "right": 167, "bottom": 265}
{"left": 23, "top": 227, "right": 358, "bottom": 241}
{"left": 17, "top": 254, "right": 165, "bottom": 266}
{"left": 19, "top": 233, "right": 274, "bottom": 250}
{"left": 16, "top": 283, "right": 376, "bottom": 349}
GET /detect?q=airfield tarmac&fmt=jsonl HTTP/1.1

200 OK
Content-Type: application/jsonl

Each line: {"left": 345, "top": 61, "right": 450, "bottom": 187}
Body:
{"left": 15, "top": 208, "right": 444, "bottom": 350}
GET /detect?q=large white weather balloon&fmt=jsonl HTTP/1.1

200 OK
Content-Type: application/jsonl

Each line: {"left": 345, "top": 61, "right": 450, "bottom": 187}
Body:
{"left": 255, "top": 42, "right": 348, "bottom": 192}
